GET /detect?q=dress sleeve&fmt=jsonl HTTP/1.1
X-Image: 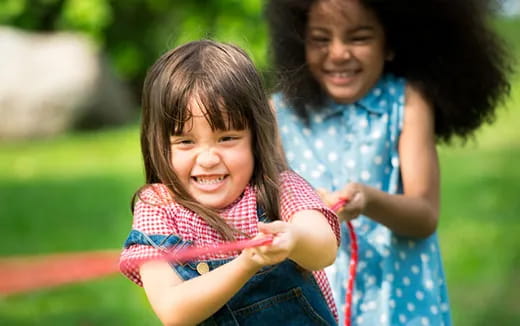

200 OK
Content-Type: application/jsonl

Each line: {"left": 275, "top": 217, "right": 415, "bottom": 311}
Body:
{"left": 119, "top": 185, "right": 178, "bottom": 286}
{"left": 279, "top": 171, "right": 341, "bottom": 245}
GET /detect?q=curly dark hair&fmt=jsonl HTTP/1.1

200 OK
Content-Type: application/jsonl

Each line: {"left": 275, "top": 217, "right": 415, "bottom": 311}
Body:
{"left": 266, "top": 0, "right": 514, "bottom": 143}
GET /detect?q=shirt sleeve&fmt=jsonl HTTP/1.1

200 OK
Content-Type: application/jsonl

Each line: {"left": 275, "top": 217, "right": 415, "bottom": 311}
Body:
{"left": 279, "top": 171, "right": 341, "bottom": 245}
{"left": 119, "top": 185, "right": 178, "bottom": 286}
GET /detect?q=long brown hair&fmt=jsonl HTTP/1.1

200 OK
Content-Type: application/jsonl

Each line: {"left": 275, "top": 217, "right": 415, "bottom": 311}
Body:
{"left": 134, "top": 40, "right": 286, "bottom": 240}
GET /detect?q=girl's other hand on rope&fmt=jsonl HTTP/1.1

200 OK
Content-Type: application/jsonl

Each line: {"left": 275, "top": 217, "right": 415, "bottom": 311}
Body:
{"left": 318, "top": 183, "right": 367, "bottom": 222}
{"left": 240, "top": 221, "right": 296, "bottom": 268}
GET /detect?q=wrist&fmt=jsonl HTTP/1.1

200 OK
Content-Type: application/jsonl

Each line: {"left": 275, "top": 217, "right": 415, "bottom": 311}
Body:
{"left": 356, "top": 182, "right": 370, "bottom": 215}
{"left": 236, "top": 252, "right": 263, "bottom": 275}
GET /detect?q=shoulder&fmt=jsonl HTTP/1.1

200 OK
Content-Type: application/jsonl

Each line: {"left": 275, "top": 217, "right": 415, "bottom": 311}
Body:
{"left": 137, "top": 184, "right": 173, "bottom": 204}
{"left": 270, "top": 92, "right": 292, "bottom": 113}
{"left": 404, "top": 83, "right": 434, "bottom": 125}
{"left": 279, "top": 170, "right": 321, "bottom": 208}
{"left": 399, "top": 83, "right": 436, "bottom": 150}
{"left": 371, "top": 74, "right": 406, "bottom": 97}
{"left": 358, "top": 74, "right": 406, "bottom": 117}
{"left": 132, "top": 184, "right": 182, "bottom": 234}
{"left": 380, "top": 74, "right": 406, "bottom": 105}
{"left": 279, "top": 171, "right": 341, "bottom": 243}
{"left": 280, "top": 170, "right": 312, "bottom": 190}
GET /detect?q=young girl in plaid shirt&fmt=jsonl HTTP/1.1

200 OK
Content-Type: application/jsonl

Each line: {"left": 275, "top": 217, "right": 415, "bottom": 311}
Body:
{"left": 120, "top": 40, "right": 341, "bottom": 325}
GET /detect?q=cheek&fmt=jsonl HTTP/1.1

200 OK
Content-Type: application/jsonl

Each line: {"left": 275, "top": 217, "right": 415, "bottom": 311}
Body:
{"left": 305, "top": 46, "right": 322, "bottom": 66}
{"left": 170, "top": 152, "right": 190, "bottom": 178}
{"left": 361, "top": 45, "right": 386, "bottom": 66}
{"left": 305, "top": 52, "right": 323, "bottom": 82}
{"left": 232, "top": 147, "right": 254, "bottom": 177}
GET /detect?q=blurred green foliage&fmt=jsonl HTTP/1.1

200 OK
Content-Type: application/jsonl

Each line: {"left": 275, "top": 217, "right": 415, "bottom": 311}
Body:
{"left": 0, "top": 0, "right": 268, "bottom": 94}
{"left": 0, "top": 3, "right": 519, "bottom": 325}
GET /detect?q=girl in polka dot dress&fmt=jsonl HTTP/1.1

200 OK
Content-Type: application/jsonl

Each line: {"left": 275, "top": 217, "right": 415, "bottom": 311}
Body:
{"left": 119, "top": 40, "right": 342, "bottom": 325}
{"left": 266, "top": 0, "right": 513, "bottom": 325}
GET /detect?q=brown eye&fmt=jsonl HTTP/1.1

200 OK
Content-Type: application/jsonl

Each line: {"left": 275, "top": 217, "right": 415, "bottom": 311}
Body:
{"left": 219, "top": 136, "right": 238, "bottom": 142}
{"left": 351, "top": 35, "right": 372, "bottom": 43}
{"left": 308, "top": 35, "right": 330, "bottom": 45}
{"left": 171, "top": 138, "right": 194, "bottom": 147}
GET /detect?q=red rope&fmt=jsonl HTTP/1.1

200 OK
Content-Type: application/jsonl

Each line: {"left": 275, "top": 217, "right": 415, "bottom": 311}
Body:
{"left": 0, "top": 203, "right": 358, "bottom": 325}
{"left": 331, "top": 199, "right": 358, "bottom": 326}
{"left": 0, "top": 236, "right": 273, "bottom": 296}
{"left": 148, "top": 236, "right": 273, "bottom": 264}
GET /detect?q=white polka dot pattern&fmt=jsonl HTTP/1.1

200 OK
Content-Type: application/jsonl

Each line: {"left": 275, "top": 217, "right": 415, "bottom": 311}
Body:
{"left": 273, "top": 74, "right": 451, "bottom": 325}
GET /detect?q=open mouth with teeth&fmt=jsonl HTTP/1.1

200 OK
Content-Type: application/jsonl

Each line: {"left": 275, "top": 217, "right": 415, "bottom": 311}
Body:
{"left": 326, "top": 71, "right": 357, "bottom": 77}
{"left": 323, "top": 69, "right": 359, "bottom": 86}
{"left": 193, "top": 175, "right": 226, "bottom": 184}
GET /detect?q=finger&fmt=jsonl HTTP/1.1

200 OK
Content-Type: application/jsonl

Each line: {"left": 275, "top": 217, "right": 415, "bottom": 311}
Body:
{"left": 349, "top": 192, "right": 361, "bottom": 205}
{"left": 330, "top": 196, "right": 350, "bottom": 212}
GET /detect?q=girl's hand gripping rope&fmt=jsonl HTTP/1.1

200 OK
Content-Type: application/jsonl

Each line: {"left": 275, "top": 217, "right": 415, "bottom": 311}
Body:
{"left": 318, "top": 184, "right": 367, "bottom": 222}
{"left": 241, "top": 221, "right": 297, "bottom": 268}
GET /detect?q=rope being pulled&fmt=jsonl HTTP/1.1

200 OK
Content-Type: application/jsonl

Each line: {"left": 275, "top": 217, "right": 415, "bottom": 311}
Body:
{"left": 331, "top": 199, "right": 358, "bottom": 326}
{"left": 0, "top": 236, "right": 273, "bottom": 296}
{"left": 0, "top": 199, "right": 358, "bottom": 326}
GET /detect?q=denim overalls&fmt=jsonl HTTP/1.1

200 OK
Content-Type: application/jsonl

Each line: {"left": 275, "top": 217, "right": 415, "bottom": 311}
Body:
{"left": 123, "top": 210, "right": 337, "bottom": 326}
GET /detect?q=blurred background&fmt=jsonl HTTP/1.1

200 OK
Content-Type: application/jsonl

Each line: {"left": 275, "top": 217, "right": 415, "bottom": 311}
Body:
{"left": 0, "top": 0, "right": 518, "bottom": 325}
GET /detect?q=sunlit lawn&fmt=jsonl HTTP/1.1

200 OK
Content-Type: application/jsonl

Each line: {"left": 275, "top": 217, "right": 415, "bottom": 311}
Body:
{"left": 1, "top": 15, "right": 519, "bottom": 326}
{"left": 1, "top": 92, "right": 518, "bottom": 326}
{"left": 0, "top": 127, "right": 160, "bottom": 325}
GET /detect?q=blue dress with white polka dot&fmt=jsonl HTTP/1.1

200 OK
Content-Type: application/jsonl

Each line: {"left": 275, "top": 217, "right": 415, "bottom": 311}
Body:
{"left": 273, "top": 74, "right": 451, "bottom": 326}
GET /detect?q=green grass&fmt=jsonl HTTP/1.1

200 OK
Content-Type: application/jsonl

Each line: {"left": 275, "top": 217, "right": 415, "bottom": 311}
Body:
{"left": 2, "top": 110, "right": 519, "bottom": 325}
{"left": 0, "top": 126, "right": 161, "bottom": 325}
{"left": 435, "top": 16, "right": 520, "bottom": 325}
{"left": 439, "top": 146, "right": 520, "bottom": 326}
{"left": 1, "top": 16, "right": 519, "bottom": 326}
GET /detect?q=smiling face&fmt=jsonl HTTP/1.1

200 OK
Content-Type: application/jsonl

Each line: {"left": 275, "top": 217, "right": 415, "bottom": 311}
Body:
{"left": 169, "top": 99, "right": 254, "bottom": 209}
{"left": 305, "top": 0, "right": 388, "bottom": 104}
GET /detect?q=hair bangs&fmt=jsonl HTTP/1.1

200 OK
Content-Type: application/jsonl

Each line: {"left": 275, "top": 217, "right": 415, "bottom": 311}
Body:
{"left": 190, "top": 77, "right": 251, "bottom": 133}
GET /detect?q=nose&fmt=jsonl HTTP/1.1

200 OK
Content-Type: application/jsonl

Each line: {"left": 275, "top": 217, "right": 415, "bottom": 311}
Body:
{"left": 196, "top": 147, "right": 221, "bottom": 168}
{"left": 329, "top": 40, "right": 351, "bottom": 62}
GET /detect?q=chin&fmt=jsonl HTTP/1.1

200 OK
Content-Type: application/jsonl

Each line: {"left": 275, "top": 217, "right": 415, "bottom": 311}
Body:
{"left": 331, "top": 89, "right": 365, "bottom": 103}
{"left": 326, "top": 89, "right": 357, "bottom": 103}
{"left": 203, "top": 198, "right": 232, "bottom": 210}
{"left": 331, "top": 95, "right": 357, "bottom": 104}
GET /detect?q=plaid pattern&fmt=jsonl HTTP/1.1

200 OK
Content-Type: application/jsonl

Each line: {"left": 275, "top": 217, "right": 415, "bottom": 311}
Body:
{"left": 120, "top": 170, "right": 340, "bottom": 320}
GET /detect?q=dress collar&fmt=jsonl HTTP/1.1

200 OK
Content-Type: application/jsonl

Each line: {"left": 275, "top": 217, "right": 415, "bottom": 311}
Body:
{"left": 217, "top": 184, "right": 255, "bottom": 216}
{"left": 317, "top": 76, "right": 390, "bottom": 119}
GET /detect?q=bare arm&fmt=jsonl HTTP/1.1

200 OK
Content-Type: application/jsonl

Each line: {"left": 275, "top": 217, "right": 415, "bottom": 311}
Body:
{"left": 140, "top": 254, "right": 261, "bottom": 326}
{"left": 288, "top": 209, "right": 338, "bottom": 269}
{"left": 364, "top": 84, "right": 439, "bottom": 236}
{"left": 320, "top": 85, "right": 439, "bottom": 237}
{"left": 139, "top": 208, "right": 338, "bottom": 325}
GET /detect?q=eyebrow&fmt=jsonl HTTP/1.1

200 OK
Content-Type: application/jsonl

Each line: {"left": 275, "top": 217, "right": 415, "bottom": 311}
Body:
{"left": 349, "top": 26, "right": 376, "bottom": 33}
{"left": 307, "top": 25, "right": 376, "bottom": 33}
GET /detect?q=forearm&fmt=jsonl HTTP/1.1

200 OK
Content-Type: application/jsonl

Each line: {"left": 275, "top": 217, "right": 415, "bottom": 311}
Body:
{"left": 289, "top": 210, "right": 338, "bottom": 270}
{"left": 362, "top": 184, "right": 438, "bottom": 238}
{"left": 142, "top": 256, "right": 260, "bottom": 326}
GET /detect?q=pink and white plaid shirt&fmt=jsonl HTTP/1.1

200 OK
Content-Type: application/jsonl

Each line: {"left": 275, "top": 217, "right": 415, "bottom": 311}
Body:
{"left": 120, "top": 170, "right": 340, "bottom": 320}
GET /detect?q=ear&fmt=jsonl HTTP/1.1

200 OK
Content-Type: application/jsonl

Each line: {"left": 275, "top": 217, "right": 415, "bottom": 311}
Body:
{"left": 385, "top": 50, "right": 395, "bottom": 62}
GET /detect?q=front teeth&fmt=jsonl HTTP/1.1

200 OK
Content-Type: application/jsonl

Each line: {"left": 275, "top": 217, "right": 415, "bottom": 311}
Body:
{"left": 330, "top": 71, "right": 355, "bottom": 77}
{"left": 195, "top": 176, "right": 225, "bottom": 184}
